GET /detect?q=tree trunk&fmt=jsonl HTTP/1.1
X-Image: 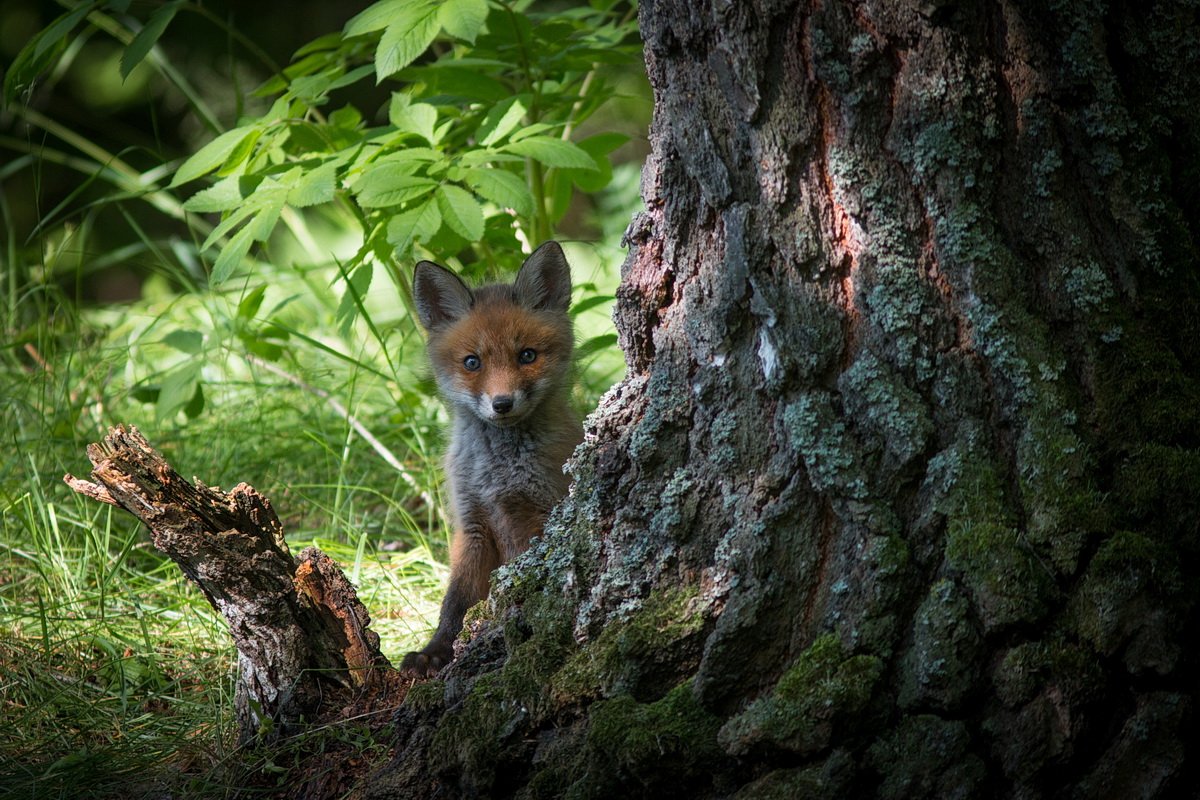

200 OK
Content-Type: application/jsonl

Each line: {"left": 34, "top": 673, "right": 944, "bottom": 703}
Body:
{"left": 361, "top": 0, "right": 1199, "bottom": 796}
{"left": 65, "top": 426, "right": 401, "bottom": 743}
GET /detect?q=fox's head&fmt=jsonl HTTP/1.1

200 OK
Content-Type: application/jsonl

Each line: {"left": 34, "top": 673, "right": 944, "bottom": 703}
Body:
{"left": 413, "top": 242, "right": 574, "bottom": 427}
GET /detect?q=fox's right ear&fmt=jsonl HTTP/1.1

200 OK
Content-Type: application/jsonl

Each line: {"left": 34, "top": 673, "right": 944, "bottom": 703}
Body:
{"left": 513, "top": 241, "right": 572, "bottom": 313}
{"left": 413, "top": 261, "right": 473, "bottom": 330}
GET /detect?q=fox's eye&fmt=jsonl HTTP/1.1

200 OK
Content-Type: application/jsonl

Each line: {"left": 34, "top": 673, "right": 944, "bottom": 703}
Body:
{"left": 518, "top": 348, "right": 537, "bottom": 364}
{"left": 463, "top": 355, "right": 481, "bottom": 371}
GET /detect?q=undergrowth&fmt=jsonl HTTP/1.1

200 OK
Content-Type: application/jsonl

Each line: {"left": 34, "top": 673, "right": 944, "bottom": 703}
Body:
{"left": 0, "top": 0, "right": 645, "bottom": 795}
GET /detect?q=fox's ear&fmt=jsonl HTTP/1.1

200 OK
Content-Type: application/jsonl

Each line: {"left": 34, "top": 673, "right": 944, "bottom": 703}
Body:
{"left": 413, "top": 261, "right": 473, "bottom": 329}
{"left": 513, "top": 241, "right": 571, "bottom": 313}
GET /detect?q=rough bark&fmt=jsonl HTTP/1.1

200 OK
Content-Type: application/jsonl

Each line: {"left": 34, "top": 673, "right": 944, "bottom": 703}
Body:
{"left": 360, "top": 0, "right": 1200, "bottom": 797}
{"left": 65, "top": 425, "right": 401, "bottom": 743}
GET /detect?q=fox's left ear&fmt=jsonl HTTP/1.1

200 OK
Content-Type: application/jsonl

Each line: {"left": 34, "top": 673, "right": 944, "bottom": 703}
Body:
{"left": 514, "top": 241, "right": 572, "bottom": 313}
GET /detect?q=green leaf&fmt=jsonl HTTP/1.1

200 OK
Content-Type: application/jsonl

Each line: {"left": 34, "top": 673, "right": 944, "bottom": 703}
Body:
{"left": 238, "top": 285, "right": 267, "bottom": 320}
{"left": 464, "top": 169, "right": 533, "bottom": 216}
{"left": 376, "top": 5, "right": 440, "bottom": 81}
{"left": 569, "top": 293, "right": 615, "bottom": 317}
{"left": 438, "top": 0, "right": 488, "bottom": 43}
{"left": 162, "top": 329, "right": 203, "bottom": 354}
{"left": 157, "top": 361, "right": 202, "bottom": 421}
{"left": 575, "top": 333, "right": 618, "bottom": 360}
{"left": 287, "top": 162, "right": 338, "bottom": 207}
{"left": 355, "top": 165, "right": 437, "bottom": 208}
{"left": 183, "top": 383, "right": 205, "bottom": 420}
{"left": 183, "top": 175, "right": 257, "bottom": 213}
{"left": 201, "top": 204, "right": 258, "bottom": 251}
{"left": 248, "top": 188, "right": 286, "bottom": 240}
{"left": 336, "top": 262, "right": 374, "bottom": 336}
{"left": 389, "top": 98, "right": 438, "bottom": 144}
{"left": 458, "top": 150, "right": 524, "bottom": 168}
{"left": 387, "top": 198, "right": 442, "bottom": 254}
{"left": 403, "top": 65, "right": 509, "bottom": 102}
{"left": 508, "top": 123, "right": 557, "bottom": 142}
{"left": 345, "top": 0, "right": 419, "bottom": 37}
{"left": 35, "top": 3, "right": 96, "bottom": 60}
{"left": 567, "top": 132, "right": 628, "bottom": 191}
{"left": 173, "top": 126, "right": 258, "bottom": 186}
{"left": 4, "top": 4, "right": 95, "bottom": 104}
{"left": 503, "top": 137, "right": 598, "bottom": 170}
{"left": 436, "top": 184, "right": 484, "bottom": 241}
{"left": 477, "top": 97, "right": 527, "bottom": 147}
{"left": 211, "top": 223, "right": 256, "bottom": 284}
{"left": 216, "top": 129, "right": 263, "bottom": 177}
{"left": 120, "top": 1, "right": 182, "bottom": 79}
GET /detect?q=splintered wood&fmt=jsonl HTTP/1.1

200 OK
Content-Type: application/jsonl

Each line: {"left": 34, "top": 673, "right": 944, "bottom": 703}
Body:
{"left": 65, "top": 425, "right": 403, "bottom": 742}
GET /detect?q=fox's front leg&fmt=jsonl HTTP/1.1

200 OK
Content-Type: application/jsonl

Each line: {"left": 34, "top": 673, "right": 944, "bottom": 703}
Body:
{"left": 401, "top": 527, "right": 499, "bottom": 677}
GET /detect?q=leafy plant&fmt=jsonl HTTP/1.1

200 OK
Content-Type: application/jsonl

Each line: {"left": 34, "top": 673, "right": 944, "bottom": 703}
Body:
{"left": 170, "top": 0, "right": 639, "bottom": 285}
{"left": 5, "top": 0, "right": 640, "bottom": 422}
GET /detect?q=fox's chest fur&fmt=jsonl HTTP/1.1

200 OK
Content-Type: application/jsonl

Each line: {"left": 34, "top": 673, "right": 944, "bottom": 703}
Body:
{"left": 446, "top": 407, "right": 578, "bottom": 556}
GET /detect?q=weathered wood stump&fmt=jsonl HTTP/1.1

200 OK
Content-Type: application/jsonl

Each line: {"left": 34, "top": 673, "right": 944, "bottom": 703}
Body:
{"left": 65, "top": 425, "right": 403, "bottom": 742}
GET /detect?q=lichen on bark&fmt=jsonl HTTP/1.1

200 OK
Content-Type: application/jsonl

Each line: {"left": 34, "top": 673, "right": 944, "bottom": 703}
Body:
{"left": 364, "top": 0, "right": 1200, "bottom": 796}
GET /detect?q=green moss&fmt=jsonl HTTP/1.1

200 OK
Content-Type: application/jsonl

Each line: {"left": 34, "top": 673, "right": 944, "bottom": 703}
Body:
{"left": 551, "top": 582, "right": 706, "bottom": 702}
{"left": 849, "top": 534, "right": 912, "bottom": 657}
{"left": 1016, "top": 401, "right": 1105, "bottom": 575}
{"left": 1095, "top": 326, "right": 1200, "bottom": 447}
{"left": 866, "top": 715, "right": 986, "bottom": 800}
{"left": 925, "top": 424, "right": 1059, "bottom": 632}
{"left": 732, "top": 750, "right": 854, "bottom": 800}
{"left": 427, "top": 671, "right": 521, "bottom": 784}
{"left": 992, "top": 640, "right": 1103, "bottom": 709}
{"left": 582, "top": 680, "right": 724, "bottom": 791}
{"left": 945, "top": 519, "right": 1054, "bottom": 634}
{"left": 1072, "top": 530, "right": 1183, "bottom": 671}
{"left": 402, "top": 679, "right": 446, "bottom": 713}
{"left": 1114, "top": 444, "right": 1200, "bottom": 553}
{"left": 718, "top": 635, "right": 883, "bottom": 756}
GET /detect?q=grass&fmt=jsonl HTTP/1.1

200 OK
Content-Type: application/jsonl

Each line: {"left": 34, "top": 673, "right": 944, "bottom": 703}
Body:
{"left": 0, "top": 3, "right": 643, "bottom": 791}
{"left": 0, "top": 182, "right": 631, "bottom": 798}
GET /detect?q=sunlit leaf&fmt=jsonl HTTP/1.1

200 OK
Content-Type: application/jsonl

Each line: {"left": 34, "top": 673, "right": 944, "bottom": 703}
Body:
{"left": 390, "top": 98, "right": 439, "bottom": 144}
{"left": 345, "top": 0, "right": 422, "bottom": 37}
{"left": 465, "top": 169, "right": 533, "bottom": 216}
{"left": 438, "top": 0, "right": 488, "bottom": 43}
{"left": 503, "top": 137, "right": 598, "bottom": 170}
{"left": 477, "top": 97, "right": 527, "bottom": 147}
{"left": 211, "top": 223, "right": 256, "bottom": 284}
{"left": 287, "top": 161, "right": 338, "bottom": 207}
{"left": 162, "top": 329, "right": 203, "bottom": 354}
{"left": 173, "top": 126, "right": 258, "bottom": 186}
{"left": 336, "top": 262, "right": 374, "bottom": 336}
{"left": 376, "top": 5, "right": 440, "bottom": 81}
{"left": 356, "top": 166, "right": 438, "bottom": 208}
{"left": 436, "top": 184, "right": 484, "bottom": 241}
{"left": 157, "top": 361, "right": 202, "bottom": 420}
{"left": 238, "top": 285, "right": 268, "bottom": 320}
{"left": 183, "top": 175, "right": 257, "bottom": 213}
{"left": 387, "top": 198, "right": 442, "bottom": 253}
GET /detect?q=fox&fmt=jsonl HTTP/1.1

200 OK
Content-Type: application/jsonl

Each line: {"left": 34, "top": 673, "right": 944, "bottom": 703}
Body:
{"left": 402, "top": 241, "right": 583, "bottom": 677}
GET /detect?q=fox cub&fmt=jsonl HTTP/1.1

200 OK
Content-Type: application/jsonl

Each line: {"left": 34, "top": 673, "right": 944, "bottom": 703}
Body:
{"left": 402, "top": 241, "right": 583, "bottom": 677}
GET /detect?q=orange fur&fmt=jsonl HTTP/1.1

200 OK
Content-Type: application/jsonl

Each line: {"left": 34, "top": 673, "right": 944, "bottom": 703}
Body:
{"left": 401, "top": 242, "right": 582, "bottom": 677}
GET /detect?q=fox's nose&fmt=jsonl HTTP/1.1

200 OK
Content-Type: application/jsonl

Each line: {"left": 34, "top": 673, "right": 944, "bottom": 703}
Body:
{"left": 492, "top": 395, "right": 514, "bottom": 414}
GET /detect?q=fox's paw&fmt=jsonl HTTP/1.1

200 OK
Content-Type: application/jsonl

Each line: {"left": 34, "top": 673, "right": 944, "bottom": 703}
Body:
{"left": 401, "top": 645, "right": 451, "bottom": 678}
